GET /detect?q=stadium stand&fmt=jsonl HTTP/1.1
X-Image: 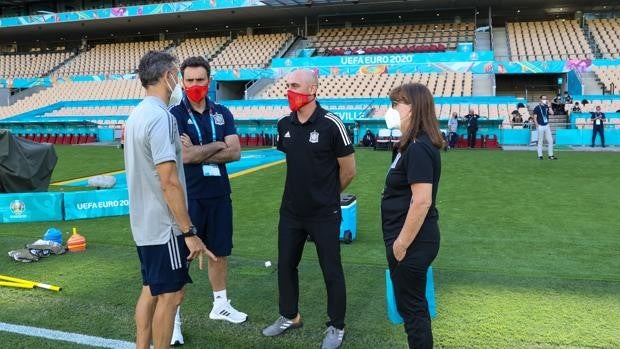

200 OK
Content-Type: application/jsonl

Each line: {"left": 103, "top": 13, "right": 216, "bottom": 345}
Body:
{"left": 53, "top": 40, "right": 172, "bottom": 76}
{"left": 0, "top": 80, "right": 144, "bottom": 119}
{"left": 0, "top": 51, "right": 73, "bottom": 78}
{"left": 506, "top": 20, "right": 593, "bottom": 61}
{"left": 586, "top": 18, "right": 620, "bottom": 59}
{"left": 310, "top": 23, "right": 474, "bottom": 55}
{"left": 170, "top": 36, "right": 229, "bottom": 64}
{"left": 43, "top": 106, "right": 134, "bottom": 117}
{"left": 591, "top": 66, "right": 620, "bottom": 94}
{"left": 210, "top": 33, "right": 293, "bottom": 69}
{"left": 256, "top": 72, "right": 473, "bottom": 99}
{"left": 226, "top": 99, "right": 524, "bottom": 123}
{"left": 372, "top": 101, "right": 527, "bottom": 121}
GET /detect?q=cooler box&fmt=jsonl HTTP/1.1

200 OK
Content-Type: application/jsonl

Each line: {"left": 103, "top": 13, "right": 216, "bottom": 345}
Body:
{"left": 386, "top": 266, "right": 436, "bottom": 324}
{"left": 339, "top": 193, "right": 357, "bottom": 243}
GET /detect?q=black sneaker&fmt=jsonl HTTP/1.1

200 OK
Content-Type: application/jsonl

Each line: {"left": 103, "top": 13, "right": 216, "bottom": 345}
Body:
{"left": 538, "top": 156, "right": 543, "bottom": 160}
{"left": 548, "top": 156, "right": 558, "bottom": 160}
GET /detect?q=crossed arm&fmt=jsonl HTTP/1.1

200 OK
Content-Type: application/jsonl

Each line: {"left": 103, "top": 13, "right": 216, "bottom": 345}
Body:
{"left": 180, "top": 133, "right": 241, "bottom": 165}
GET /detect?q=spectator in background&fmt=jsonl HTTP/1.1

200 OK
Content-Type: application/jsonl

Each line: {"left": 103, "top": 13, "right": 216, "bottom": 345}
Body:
{"left": 361, "top": 129, "right": 376, "bottom": 147}
{"left": 572, "top": 102, "right": 582, "bottom": 113}
{"left": 552, "top": 94, "right": 564, "bottom": 115}
{"left": 533, "top": 95, "right": 557, "bottom": 160}
{"left": 581, "top": 99, "right": 589, "bottom": 107}
{"left": 463, "top": 109, "right": 479, "bottom": 148}
{"left": 523, "top": 116, "right": 534, "bottom": 129}
{"left": 563, "top": 91, "right": 573, "bottom": 105}
{"left": 511, "top": 110, "right": 523, "bottom": 125}
{"left": 591, "top": 106, "right": 606, "bottom": 148}
{"left": 447, "top": 112, "right": 459, "bottom": 149}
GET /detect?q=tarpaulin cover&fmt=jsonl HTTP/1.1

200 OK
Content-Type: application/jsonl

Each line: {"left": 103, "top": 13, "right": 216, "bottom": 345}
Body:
{"left": 0, "top": 129, "right": 57, "bottom": 193}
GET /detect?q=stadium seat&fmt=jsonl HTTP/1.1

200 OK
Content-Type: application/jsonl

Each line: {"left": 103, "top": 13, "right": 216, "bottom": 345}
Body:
{"left": 247, "top": 135, "right": 259, "bottom": 147}
{"left": 485, "top": 135, "right": 499, "bottom": 149}
{"left": 375, "top": 129, "right": 392, "bottom": 150}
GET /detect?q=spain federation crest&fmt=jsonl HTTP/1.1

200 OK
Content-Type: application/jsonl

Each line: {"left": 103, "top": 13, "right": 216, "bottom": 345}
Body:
{"left": 309, "top": 130, "right": 319, "bottom": 143}
{"left": 212, "top": 113, "right": 225, "bottom": 125}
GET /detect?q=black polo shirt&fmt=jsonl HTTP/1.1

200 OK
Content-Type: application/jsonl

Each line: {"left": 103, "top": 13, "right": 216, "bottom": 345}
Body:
{"left": 381, "top": 133, "right": 441, "bottom": 246}
{"left": 277, "top": 102, "right": 354, "bottom": 220}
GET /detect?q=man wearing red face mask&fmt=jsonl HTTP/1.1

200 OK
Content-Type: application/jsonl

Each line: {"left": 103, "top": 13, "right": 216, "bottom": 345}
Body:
{"left": 169, "top": 56, "right": 245, "bottom": 346}
{"left": 262, "top": 69, "right": 356, "bottom": 349}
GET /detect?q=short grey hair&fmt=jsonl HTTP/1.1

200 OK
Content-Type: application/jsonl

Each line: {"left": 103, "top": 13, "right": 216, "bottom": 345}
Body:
{"left": 138, "top": 51, "right": 177, "bottom": 88}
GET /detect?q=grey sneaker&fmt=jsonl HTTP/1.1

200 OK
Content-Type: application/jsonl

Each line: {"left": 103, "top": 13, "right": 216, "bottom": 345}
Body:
{"left": 322, "top": 326, "right": 345, "bottom": 349}
{"left": 262, "top": 316, "right": 302, "bottom": 337}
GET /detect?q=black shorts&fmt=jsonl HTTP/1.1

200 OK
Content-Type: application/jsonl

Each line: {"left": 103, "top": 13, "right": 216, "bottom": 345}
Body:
{"left": 136, "top": 233, "right": 192, "bottom": 296}
{"left": 188, "top": 196, "right": 233, "bottom": 257}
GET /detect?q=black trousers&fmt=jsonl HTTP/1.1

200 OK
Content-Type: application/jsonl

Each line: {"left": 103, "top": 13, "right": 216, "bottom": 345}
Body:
{"left": 448, "top": 132, "right": 458, "bottom": 148}
{"left": 278, "top": 214, "right": 346, "bottom": 329}
{"left": 387, "top": 240, "right": 439, "bottom": 349}
{"left": 592, "top": 126, "right": 605, "bottom": 147}
{"left": 467, "top": 128, "right": 477, "bottom": 148}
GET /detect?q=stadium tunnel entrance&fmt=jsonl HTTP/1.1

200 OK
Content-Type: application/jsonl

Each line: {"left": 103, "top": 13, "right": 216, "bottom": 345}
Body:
{"left": 495, "top": 73, "right": 568, "bottom": 102}
{"left": 216, "top": 80, "right": 250, "bottom": 101}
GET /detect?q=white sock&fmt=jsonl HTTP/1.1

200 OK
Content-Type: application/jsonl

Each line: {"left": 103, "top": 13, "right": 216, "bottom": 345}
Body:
{"left": 213, "top": 289, "right": 227, "bottom": 305}
{"left": 174, "top": 306, "right": 182, "bottom": 325}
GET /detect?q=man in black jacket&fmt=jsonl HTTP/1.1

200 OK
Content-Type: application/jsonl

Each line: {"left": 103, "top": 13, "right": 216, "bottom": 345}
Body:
{"left": 464, "top": 109, "right": 479, "bottom": 148}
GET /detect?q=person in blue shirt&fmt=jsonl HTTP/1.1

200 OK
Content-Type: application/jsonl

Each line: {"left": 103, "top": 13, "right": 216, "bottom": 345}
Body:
{"left": 591, "top": 106, "right": 606, "bottom": 147}
{"left": 169, "top": 56, "right": 246, "bottom": 345}
{"left": 532, "top": 95, "right": 557, "bottom": 160}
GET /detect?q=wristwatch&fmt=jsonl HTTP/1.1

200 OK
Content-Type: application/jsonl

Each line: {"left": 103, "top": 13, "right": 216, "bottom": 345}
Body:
{"left": 181, "top": 226, "right": 197, "bottom": 238}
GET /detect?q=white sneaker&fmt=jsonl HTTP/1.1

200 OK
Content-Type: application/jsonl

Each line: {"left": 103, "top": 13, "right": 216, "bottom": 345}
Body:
{"left": 170, "top": 321, "right": 184, "bottom": 346}
{"left": 209, "top": 300, "right": 248, "bottom": 324}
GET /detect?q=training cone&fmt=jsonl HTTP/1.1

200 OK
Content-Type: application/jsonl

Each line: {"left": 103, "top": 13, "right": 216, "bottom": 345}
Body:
{"left": 67, "top": 227, "right": 86, "bottom": 252}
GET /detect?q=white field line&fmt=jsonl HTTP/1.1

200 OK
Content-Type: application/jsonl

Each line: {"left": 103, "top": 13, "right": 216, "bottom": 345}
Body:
{"left": 0, "top": 322, "right": 135, "bottom": 348}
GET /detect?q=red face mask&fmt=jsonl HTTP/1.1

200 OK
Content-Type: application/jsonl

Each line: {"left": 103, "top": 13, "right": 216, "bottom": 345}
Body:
{"left": 287, "top": 89, "right": 314, "bottom": 112}
{"left": 185, "top": 84, "right": 209, "bottom": 103}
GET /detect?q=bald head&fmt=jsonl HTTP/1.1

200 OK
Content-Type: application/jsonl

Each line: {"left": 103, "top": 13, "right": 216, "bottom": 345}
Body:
{"left": 286, "top": 69, "right": 318, "bottom": 96}
{"left": 290, "top": 69, "right": 318, "bottom": 85}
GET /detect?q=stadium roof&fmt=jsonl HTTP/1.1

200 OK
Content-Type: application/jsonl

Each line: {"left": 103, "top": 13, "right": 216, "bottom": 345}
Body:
{"left": 0, "top": 0, "right": 617, "bottom": 45}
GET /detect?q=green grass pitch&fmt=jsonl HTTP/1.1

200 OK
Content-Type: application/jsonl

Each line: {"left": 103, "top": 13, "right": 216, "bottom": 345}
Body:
{"left": 0, "top": 145, "right": 619, "bottom": 348}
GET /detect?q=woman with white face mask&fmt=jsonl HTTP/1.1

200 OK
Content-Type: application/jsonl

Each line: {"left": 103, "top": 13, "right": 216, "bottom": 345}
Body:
{"left": 381, "top": 83, "right": 444, "bottom": 349}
